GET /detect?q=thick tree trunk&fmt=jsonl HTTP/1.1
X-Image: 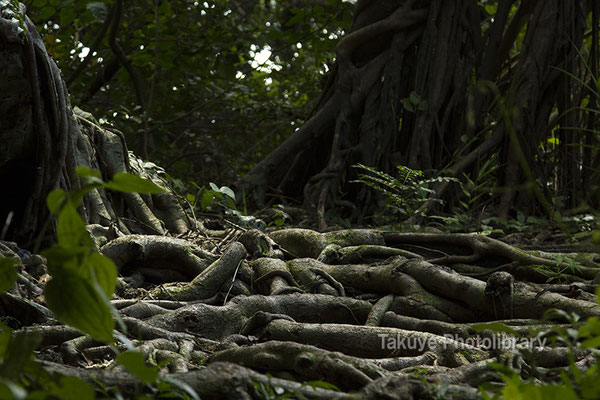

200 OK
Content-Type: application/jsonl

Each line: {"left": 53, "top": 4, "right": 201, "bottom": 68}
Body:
{"left": 240, "top": 0, "right": 593, "bottom": 228}
{"left": 0, "top": 3, "right": 191, "bottom": 247}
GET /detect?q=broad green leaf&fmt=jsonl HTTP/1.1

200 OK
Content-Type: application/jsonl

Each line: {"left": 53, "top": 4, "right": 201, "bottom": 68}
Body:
{"left": 42, "top": 244, "right": 88, "bottom": 275}
{"left": 580, "top": 317, "right": 600, "bottom": 337}
{"left": 304, "top": 380, "right": 340, "bottom": 391}
{"left": 50, "top": 375, "right": 95, "bottom": 400}
{"left": 70, "top": 184, "right": 103, "bottom": 208}
{"left": 160, "top": 376, "right": 201, "bottom": 400}
{"left": 0, "top": 323, "right": 11, "bottom": 357}
{"left": 401, "top": 98, "right": 414, "bottom": 112}
{"left": 105, "top": 173, "right": 165, "bottom": 194}
{"left": 186, "top": 193, "right": 196, "bottom": 205}
{"left": 0, "top": 379, "right": 26, "bottom": 400}
{"left": 57, "top": 201, "right": 93, "bottom": 247}
{"left": 85, "top": 252, "right": 117, "bottom": 298}
{"left": 0, "top": 331, "right": 42, "bottom": 380}
{"left": 38, "top": 5, "right": 57, "bottom": 20}
{"left": 220, "top": 186, "right": 235, "bottom": 200}
{"left": 116, "top": 351, "right": 159, "bottom": 384}
{"left": 44, "top": 272, "right": 114, "bottom": 343}
{"left": 0, "top": 258, "right": 19, "bottom": 293}
{"left": 86, "top": 2, "right": 108, "bottom": 20}
{"left": 409, "top": 90, "right": 420, "bottom": 104}
{"left": 46, "top": 189, "right": 67, "bottom": 214}
{"left": 539, "top": 384, "right": 579, "bottom": 400}
{"left": 59, "top": 6, "right": 77, "bottom": 27}
{"left": 76, "top": 167, "right": 101, "bottom": 178}
{"left": 209, "top": 182, "right": 220, "bottom": 192}
{"left": 581, "top": 336, "right": 600, "bottom": 348}
{"left": 484, "top": 4, "right": 497, "bottom": 15}
{"left": 201, "top": 190, "right": 216, "bottom": 210}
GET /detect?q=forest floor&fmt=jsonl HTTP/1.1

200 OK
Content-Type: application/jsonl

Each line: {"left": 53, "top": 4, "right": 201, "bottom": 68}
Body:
{"left": 2, "top": 212, "right": 600, "bottom": 399}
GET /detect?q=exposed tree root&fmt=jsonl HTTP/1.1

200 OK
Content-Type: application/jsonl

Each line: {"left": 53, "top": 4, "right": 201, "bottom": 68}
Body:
{"left": 3, "top": 224, "right": 599, "bottom": 398}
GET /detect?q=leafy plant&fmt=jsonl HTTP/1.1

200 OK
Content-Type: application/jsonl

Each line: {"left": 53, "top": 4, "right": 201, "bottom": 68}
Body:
{"left": 478, "top": 290, "right": 600, "bottom": 399}
{"left": 253, "top": 380, "right": 293, "bottom": 400}
{"left": 27, "top": 0, "right": 354, "bottom": 184}
{"left": 0, "top": 168, "right": 205, "bottom": 399}
{"left": 269, "top": 205, "right": 291, "bottom": 229}
{"left": 198, "top": 182, "right": 239, "bottom": 216}
{"left": 401, "top": 90, "right": 428, "bottom": 112}
{"left": 352, "top": 163, "right": 459, "bottom": 220}
{"left": 41, "top": 167, "right": 165, "bottom": 343}
{"left": 429, "top": 152, "right": 499, "bottom": 232}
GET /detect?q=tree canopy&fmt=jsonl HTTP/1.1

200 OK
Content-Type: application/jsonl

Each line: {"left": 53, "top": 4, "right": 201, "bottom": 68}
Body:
{"left": 27, "top": 0, "right": 354, "bottom": 185}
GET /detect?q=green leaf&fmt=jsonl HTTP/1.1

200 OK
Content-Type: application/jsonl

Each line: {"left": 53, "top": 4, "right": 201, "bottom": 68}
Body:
{"left": 59, "top": 6, "right": 77, "bottom": 26}
{"left": 116, "top": 351, "right": 159, "bottom": 384}
{"left": 76, "top": 166, "right": 102, "bottom": 179}
{"left": 105, "top": 173, "right": 165, "bottom": 194}
{"left": 0, "top": 323, "right": 11, "bottom": 357}
{"left": 201, "top": 190, "right": 216, "bottom": 210}
{"left": 0, "top": 379, "right": 26, "bottom": 400}
{"left": 42, "top": 244, "right": 88, "bottom": 275}
{"left": 160, "top": 376, "right": 201, "bottom": 400}
{"left": 85, "top": 253, "right": 117, "bottom": 298}
{"left": 0, "top": 330, "right": 42, "bottom": 380}
{"left": 50, "top": 376, "right": 95, "bottom": 400}
{"left": 70, "top": 184, "right": 103, "bottom": 208}
{"left": 409, "top": 90, "right": 420, "bottom": 104}
{"left": 57, "top": 201, "right": 93, "bottom": 247}
{"left": 401, "top": 98, "right": 414, "bottom": 112}
{"left": 47, "top": 189, "right": 67, "bottom": 214}
{"left": 186, "top": 193, "right": 196, "bottom": 205}
{"left": 86, "top": 2, "right": 108, "bottom": 20}
{"left": 581, "top": 336, "right": 600, "bottom": 348}
{"left": 38, "top": 5, "right": 57, "bottom": 20}
{"left": 219, "top": 186, "right": 236, "bottom": 200}
{"left": 484, "top": 4, "right": 496, "bottom": 15}
{"left": 0, "top": 258, "right": 19, "bottom": 293}
{"left": 44, "top": 272, "right": 114, "bottom": 343}
{"left": 304, "top": 380, "right": 340, "bottom": 391}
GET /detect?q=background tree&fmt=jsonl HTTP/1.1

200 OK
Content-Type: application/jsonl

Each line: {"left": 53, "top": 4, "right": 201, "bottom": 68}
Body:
{"left": 25, "top": 0, "right": 353, "bottom": 186}
{"left": 9, "top": 0, "right": 600, "bottom": 236}
{"left": 239, "top": 0, "right": 600, "bottom": 229}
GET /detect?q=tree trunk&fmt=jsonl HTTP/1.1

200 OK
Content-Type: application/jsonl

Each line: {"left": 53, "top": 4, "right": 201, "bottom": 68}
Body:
{"left": 240, "top": 0, "right": 593, "bottom": 228}
{"left": 0, "top": 3, "right": 191, "bottom": 247}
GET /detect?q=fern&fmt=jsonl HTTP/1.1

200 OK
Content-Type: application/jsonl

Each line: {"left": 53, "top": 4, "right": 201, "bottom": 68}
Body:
{"left": 352, "top": 163, "right": 459, "bottom": 218}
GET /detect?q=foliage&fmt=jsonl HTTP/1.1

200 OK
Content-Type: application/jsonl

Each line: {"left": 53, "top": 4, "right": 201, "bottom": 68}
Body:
{"left": 0, "top": 320, "right": 97, "bottom": 400}
{"left": 352, "top": 163, "right": 459, "bottom": 220}
{"left": 196, "top": 182, "right": 240, "bottom": 216}
{"left": 0, "top": 169, "right": 202, "bottom": 398}
{"left": 253, "top": 380, "right": 293, "bottom": 400}
{"left": 27, "top": 0, "right": 354, "bottom": 184}
{"left": 401, "top": 90, "right": 428, "bottom": 112}
{"left": 252, "top": 378, "right": 340, "bottom": 400}
{"left": 41, "top": 166, "right": 165, "bottom": 343}
{"left": 269, "top": 204, "right": 291, "bottom": 229}
{"left": 478, "top": 291, "right": 600, "bottom": 399}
